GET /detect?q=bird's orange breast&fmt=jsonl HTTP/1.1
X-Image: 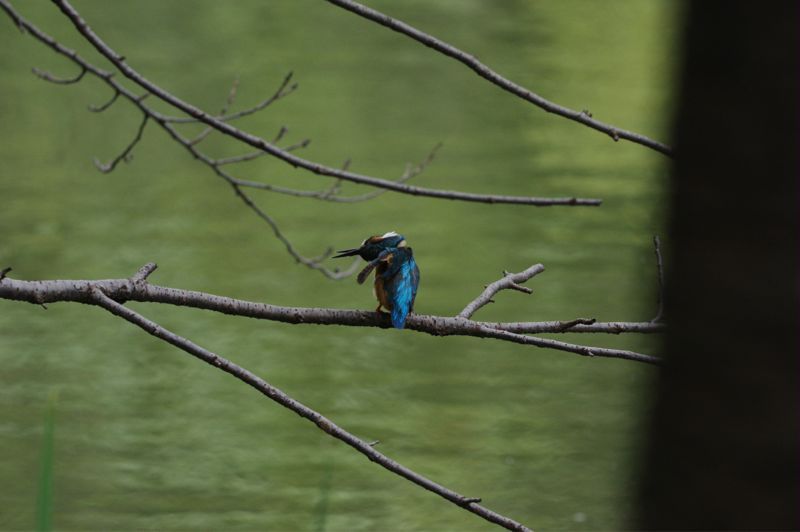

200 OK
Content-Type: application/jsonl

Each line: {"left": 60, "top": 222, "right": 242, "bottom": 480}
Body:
{"left": 374, "top": 276, "right": 392, "bottom": 310}
{"left": 373, "top": 255, "right": 393, "bottom": 311}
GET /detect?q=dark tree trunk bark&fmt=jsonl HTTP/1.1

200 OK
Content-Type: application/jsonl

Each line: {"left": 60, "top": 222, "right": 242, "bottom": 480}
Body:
{"left": 636, "top": 2, "right": 798, "bottom": 529}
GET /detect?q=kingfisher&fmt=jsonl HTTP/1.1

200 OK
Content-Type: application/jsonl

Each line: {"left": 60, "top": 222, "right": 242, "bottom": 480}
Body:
{"left": 333, "top": 231, "right": 420, "bottom": 329}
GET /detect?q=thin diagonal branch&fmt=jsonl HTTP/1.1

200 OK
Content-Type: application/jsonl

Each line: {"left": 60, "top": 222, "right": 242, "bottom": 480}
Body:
{"left": 471, "top": 324, "right": 657, "bottom": 364}
{"left": 458, "top": 265, "right": 545, "bottom": 319}
{"left": 87, "top": 285, "right": 531, "bottom": 532}
{"left": 325, "top": 0, "right": 673, "bottom": 157}
{"left": 46, "top": 0, "right": 603, "bottom": 207}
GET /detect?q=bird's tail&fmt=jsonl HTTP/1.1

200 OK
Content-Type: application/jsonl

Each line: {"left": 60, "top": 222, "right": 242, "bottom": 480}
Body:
{"left": 391, "top": 305, "right": 409, "bottom": 329}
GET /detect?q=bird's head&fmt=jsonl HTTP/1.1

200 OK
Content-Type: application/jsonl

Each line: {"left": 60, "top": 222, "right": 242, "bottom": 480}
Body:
{"left": 333, "top": 231, "right": 407, "bottom": 261}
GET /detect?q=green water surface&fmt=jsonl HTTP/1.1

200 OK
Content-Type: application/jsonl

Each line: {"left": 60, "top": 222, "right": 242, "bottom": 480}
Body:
{"left": 0, "top": 1, "right": 678, "bottom": 530}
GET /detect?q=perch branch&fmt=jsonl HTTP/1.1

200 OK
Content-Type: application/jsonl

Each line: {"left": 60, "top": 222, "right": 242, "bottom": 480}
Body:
{"left": 86, "top": 285, "right": 530, "bottom": 532}
{"left": 325, "top": 0, "right": 672, "bottom": 156}
{"left": 0, "top": 266, "right": 662, "bottom": 365}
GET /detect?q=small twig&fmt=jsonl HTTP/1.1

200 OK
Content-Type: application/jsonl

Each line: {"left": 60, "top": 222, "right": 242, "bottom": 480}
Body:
{"left": 93, "top": 114, "right": 149, "bottom": 173}
{"left": 215, "top": 150, "right": 268, "bottom": 166}
{"left": 31, "top": 64, "right": 85, "bottom": 84}
{"left": 161, "top": 71, "right": 297, "bottom": 124}
{"left": 0, "top": 267, "right": 11, "bottom": 282}
{"left": 131, "top": 262, "right": 157, "bottom": 284}
{"left": 88, "top": 89, "right": 120, "bottom": 112}
{"left": 284, "top": 138, "right": 311, "bottom": 152}
{"left": 188, "top": 77, "right": 240, "bottom": 146}
{"left": 651, "top": 236, "right": 665, "bottom": 322}
{"left": 272, "top": 125, "right": 288, "bottom": 144}
{"left": 458, "top": 265, "right": 544, "bottom": 319}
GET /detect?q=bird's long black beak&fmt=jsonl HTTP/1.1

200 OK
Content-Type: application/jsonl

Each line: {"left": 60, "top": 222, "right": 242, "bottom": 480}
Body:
{"left": 333, "top": 247, "right": 361, "bottom": 259}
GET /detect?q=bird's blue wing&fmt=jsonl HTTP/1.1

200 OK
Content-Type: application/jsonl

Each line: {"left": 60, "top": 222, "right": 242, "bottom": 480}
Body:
{"left": 388, "top": 254, "right": 419, "bottom": 329}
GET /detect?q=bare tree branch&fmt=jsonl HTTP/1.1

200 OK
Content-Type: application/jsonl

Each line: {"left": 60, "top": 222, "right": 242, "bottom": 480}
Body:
{"left": 84, "top": 284, "right": 531, "bottom": 532}
{"left": 458, "top": 265, "right": 545, "bottom": 319}
{"left": 36, "top": 0, "right": 602, "bottom": 207}
{"left": 325, "top": 0, "right": 673, "bottom": 156}
{"left": 0, "top": 266, "right": 662, "bottom": 365}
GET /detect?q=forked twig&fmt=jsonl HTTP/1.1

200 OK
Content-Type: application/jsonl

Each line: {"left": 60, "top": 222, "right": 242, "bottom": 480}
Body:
{"left": 93, "top": 115, "right": 148, "bottom": 173}
{"left": 458, "top": 265, "right": 544, "bottom": 319}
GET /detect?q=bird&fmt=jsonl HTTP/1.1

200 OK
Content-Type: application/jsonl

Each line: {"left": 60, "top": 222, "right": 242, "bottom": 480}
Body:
{"left": 333, "top": 231, "right": 420, "bottom": 329}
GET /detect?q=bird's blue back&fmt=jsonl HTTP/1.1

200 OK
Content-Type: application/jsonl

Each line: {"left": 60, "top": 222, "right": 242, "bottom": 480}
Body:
{"left": 380, "top": 248, "right": 419, "bottom": 329}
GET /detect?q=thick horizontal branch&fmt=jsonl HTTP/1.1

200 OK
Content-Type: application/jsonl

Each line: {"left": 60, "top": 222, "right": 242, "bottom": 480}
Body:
{"left": 325, "top": 0, "right": 673, "bottom": 156}
{"left": 44, "top": 0, "right": 602, "bottom": 207}
{"left": 87, "top": 286, "right": 530, "bottom": 531}
{"left": 0, "top": 270, "right": 662, "bottom": 365}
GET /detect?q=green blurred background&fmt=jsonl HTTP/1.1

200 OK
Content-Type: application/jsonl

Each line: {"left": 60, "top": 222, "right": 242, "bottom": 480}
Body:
{"left": 0, "top": 1, "right": 677, "bottom": 530}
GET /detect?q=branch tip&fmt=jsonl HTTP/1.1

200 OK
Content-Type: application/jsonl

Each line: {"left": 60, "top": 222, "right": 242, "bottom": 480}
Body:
{"left": 132, "top": 262, "right": 158, "bottom": 283}
{"left": 458, "top": 264, "right": 545, "bottom": 319}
